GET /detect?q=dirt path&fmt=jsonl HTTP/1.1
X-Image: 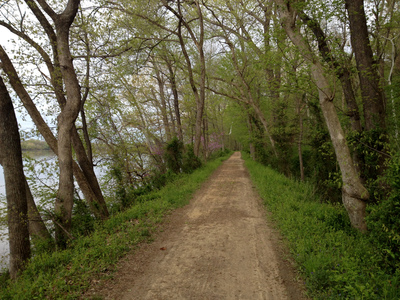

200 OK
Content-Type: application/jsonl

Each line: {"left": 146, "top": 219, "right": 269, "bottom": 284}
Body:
{"left": 87, "top": 152, "right": 307, "bottom": 300}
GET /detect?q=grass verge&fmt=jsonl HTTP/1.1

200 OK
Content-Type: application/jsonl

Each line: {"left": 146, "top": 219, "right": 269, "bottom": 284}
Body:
{"left": 243, "top": 152, "right": 399, "bottom": 299}
{"left": 0, "top": 153, "right": 231, "bottom": 300}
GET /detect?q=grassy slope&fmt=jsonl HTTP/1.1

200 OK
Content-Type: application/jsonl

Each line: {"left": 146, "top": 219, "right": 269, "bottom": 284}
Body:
{"left": 243, "top": 153, "right": 399, "bottom": 299}
{"left": 0, "top": 153, "right": 231, "bottom": 300}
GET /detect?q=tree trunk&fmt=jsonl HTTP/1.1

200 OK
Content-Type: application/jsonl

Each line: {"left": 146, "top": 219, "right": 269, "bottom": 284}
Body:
{"left": 54, "top": 120, "right": 75, "bottom": 248}
{"left": 246, "top": 112, "right": 256, "bottom": 160}
{"left": 275, "top": 0, "right": 369, "bottom": 231}
{"left": 297, "top": 96, "right": 305, "bottom": 182}
{"left": 164, "top": 0, "right": 206, "bottom": 156}
{"left": 24, "top": 178, "right": 53, "bottom": 244}
{"left": 154, "top": 62, "right": 172, "bottom": 141}
{"left": 345, "top": 0, "right": 388, "bottom": 185}
{"left": 298, "top": 10, "right": 364, "bottom": 175}
{"left": 51, "top": 0, "right": 82, "bottom": 247}
{"left": 167, "top": 62, "right": 183, "bottom": 141}
{"left": 71, "top": 129, "right": 109, "bottom": 220}
{"left": 0, "top": 75, "right": 30, "bottom": 279}
{"left": 0, "top": 157, "right": 52, "bottom": 245}
{"left": 345, "top": 0, "right": 386, "bottom": 131}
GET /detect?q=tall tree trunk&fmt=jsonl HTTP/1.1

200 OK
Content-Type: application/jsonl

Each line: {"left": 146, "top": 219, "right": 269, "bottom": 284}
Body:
{"left": 0, "top": 75, "right": 30, "bottom": 279}
{"left": 275, "top": 0, "right": 369, "bottom": 231}
{"left": 297, "top": 96, "right": 305, "bottom": 182}
{"left": 47, "top": 0, "right": 81, "bottom": 248}
{"left": 246, "top": 112, "right": 256, "bottom": 161}
{"left": 203, "top": 114, "right": 209, "bottom": 159}
{"left": 345, "top": 0, "right": 388, "bottom": 185}
{"left": 345, "top": 0, "right": 386, "bottom": 131}
{"left": 154, "top": 62, "right": 172, "bottom": 141}
{"left": 55, "top": 120, "right": 74, "bottom": 248}
{"left": 167, "top": 62, "right": 183, "bottom": 141}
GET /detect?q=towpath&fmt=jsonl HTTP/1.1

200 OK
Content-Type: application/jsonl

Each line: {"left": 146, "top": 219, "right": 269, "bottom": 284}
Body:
{"left": 86, "top": 152, "right": 307, "bottom": 300}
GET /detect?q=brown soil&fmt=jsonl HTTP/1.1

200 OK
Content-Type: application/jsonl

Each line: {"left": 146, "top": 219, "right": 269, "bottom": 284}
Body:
{"left": 85, "top": 152, "right": 308, "bottom": 300}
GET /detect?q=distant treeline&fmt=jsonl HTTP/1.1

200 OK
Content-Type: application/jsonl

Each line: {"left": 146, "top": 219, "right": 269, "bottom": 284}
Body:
{"left": 21, "top": 139, "right": 50, "bottom": 151}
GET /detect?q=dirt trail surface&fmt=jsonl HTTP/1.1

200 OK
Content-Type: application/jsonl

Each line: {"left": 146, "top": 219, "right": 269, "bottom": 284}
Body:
{"left": 87, "top": 152, "right": 307, "bottom": 300}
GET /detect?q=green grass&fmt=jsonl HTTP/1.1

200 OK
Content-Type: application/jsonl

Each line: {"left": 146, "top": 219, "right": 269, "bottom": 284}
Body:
{"left": 0, "top": 153, "right": 231, "bottom": 300}
{"left": 243, "top": 152, "right": 400, "bottom": 299}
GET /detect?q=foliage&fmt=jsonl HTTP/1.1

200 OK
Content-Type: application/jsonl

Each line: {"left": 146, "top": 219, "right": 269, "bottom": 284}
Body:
{"left": 0, "top": 153, "right": 231, "bottom": 299}
{"left": 348, "top": 129, "right": 391, "bottom": 203}
{"left": 271, "top": 100, "right": 297, "bottom": 176}
{"left": 367, "top": 152, "right": 400, "bottom": 273}
{"left": 109, "top": 163, "right": 133, "bottom": 211}
{"left": 182, "top": 144, "right": 202, "bottom": 174}
{"left": 305, "top": 100, "right": 341, "bottom": 203}
{"left": 164, "top": 137, "right": 184, "bottom": 174}
{"left": 71, "top": 198, "right": 96, "bottom": 237}
{"left": 243, "top": 152, "right": 400, "bottom": 299}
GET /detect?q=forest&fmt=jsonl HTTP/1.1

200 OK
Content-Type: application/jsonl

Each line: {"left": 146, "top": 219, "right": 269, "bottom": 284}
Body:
{"left": 0, "top": 0, "right": 399, "bottom": 298}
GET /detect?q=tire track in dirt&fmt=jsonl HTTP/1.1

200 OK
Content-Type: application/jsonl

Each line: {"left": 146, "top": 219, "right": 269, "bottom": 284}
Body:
{"left": 86, "top": 152, "right": 307, "bottom": 300}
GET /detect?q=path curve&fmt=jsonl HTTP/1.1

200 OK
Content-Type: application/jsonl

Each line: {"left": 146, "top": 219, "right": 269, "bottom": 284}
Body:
{"left": 87, "top": 152, "right": 306, "bottom": 299}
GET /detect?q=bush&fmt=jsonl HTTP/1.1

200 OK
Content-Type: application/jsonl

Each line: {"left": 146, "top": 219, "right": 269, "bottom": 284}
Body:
{"left": 164, "top": 137, "right": 184, "bottom": 174}
{"left": 182, "top": 144, "right": 202, "bottom": 173}
{"left": 71, "top": 198, "right": 96, "bottom": 237}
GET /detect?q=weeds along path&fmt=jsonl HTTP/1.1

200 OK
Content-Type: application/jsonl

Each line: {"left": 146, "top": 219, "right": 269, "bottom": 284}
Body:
{"left": 87, "top": 152, "right": 306, "bottom": 300}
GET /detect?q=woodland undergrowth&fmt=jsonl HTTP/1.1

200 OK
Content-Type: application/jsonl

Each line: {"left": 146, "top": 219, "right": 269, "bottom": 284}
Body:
{"left": 244, "top": 152, "right": 400, "bottom": 300}
{"left": 0, "top": 152, "right": 231, "bottom": 299}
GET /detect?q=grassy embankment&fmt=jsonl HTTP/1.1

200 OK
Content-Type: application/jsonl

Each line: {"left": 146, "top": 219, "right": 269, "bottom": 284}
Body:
{"left": 243, "top": 152, "right": 399, "bottom": 299}
{"left": 0, "top": 152, "right": 232, "bottom": 299}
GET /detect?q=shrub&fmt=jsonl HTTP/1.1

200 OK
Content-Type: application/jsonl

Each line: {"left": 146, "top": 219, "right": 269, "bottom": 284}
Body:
{"left": 182, "top": 144, "right": 202, "bottom": 173}
{"left": 164, "top": 137, "right": 183, "bottom": 174}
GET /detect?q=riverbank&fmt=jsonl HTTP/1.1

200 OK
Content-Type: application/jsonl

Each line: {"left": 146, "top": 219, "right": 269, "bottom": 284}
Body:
{"left": 20, "top": 139, "right": 49, "bottom": 151}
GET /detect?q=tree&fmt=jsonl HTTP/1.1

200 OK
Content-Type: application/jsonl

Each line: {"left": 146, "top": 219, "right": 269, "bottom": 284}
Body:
{"left": 274, "top": 0, "right": 369, "bottom": 231}
{"left": 346, "top": 0, "right": 386, "bottom": 132}
{"left": 0, "top": 75, "right": 30, "bottom": 279}
{"left": 162, "top": 0, "right": 207, "bottom": 156}
{"left": 345, "top": 0, "right": 389, "bottom": 189}
{"left": 0, "top": 0, "right": 110, "bottom": 247}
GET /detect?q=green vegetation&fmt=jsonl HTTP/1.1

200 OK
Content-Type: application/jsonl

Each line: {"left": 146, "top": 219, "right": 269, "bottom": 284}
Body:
{"left": 20, "top": 139, "right": 50, "bottom": 151}
{"left": 243, "top": 152, "right": 400, "bottom": 299}
{"left": 0, "top": 153, "right": 231, "bottom": 299}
